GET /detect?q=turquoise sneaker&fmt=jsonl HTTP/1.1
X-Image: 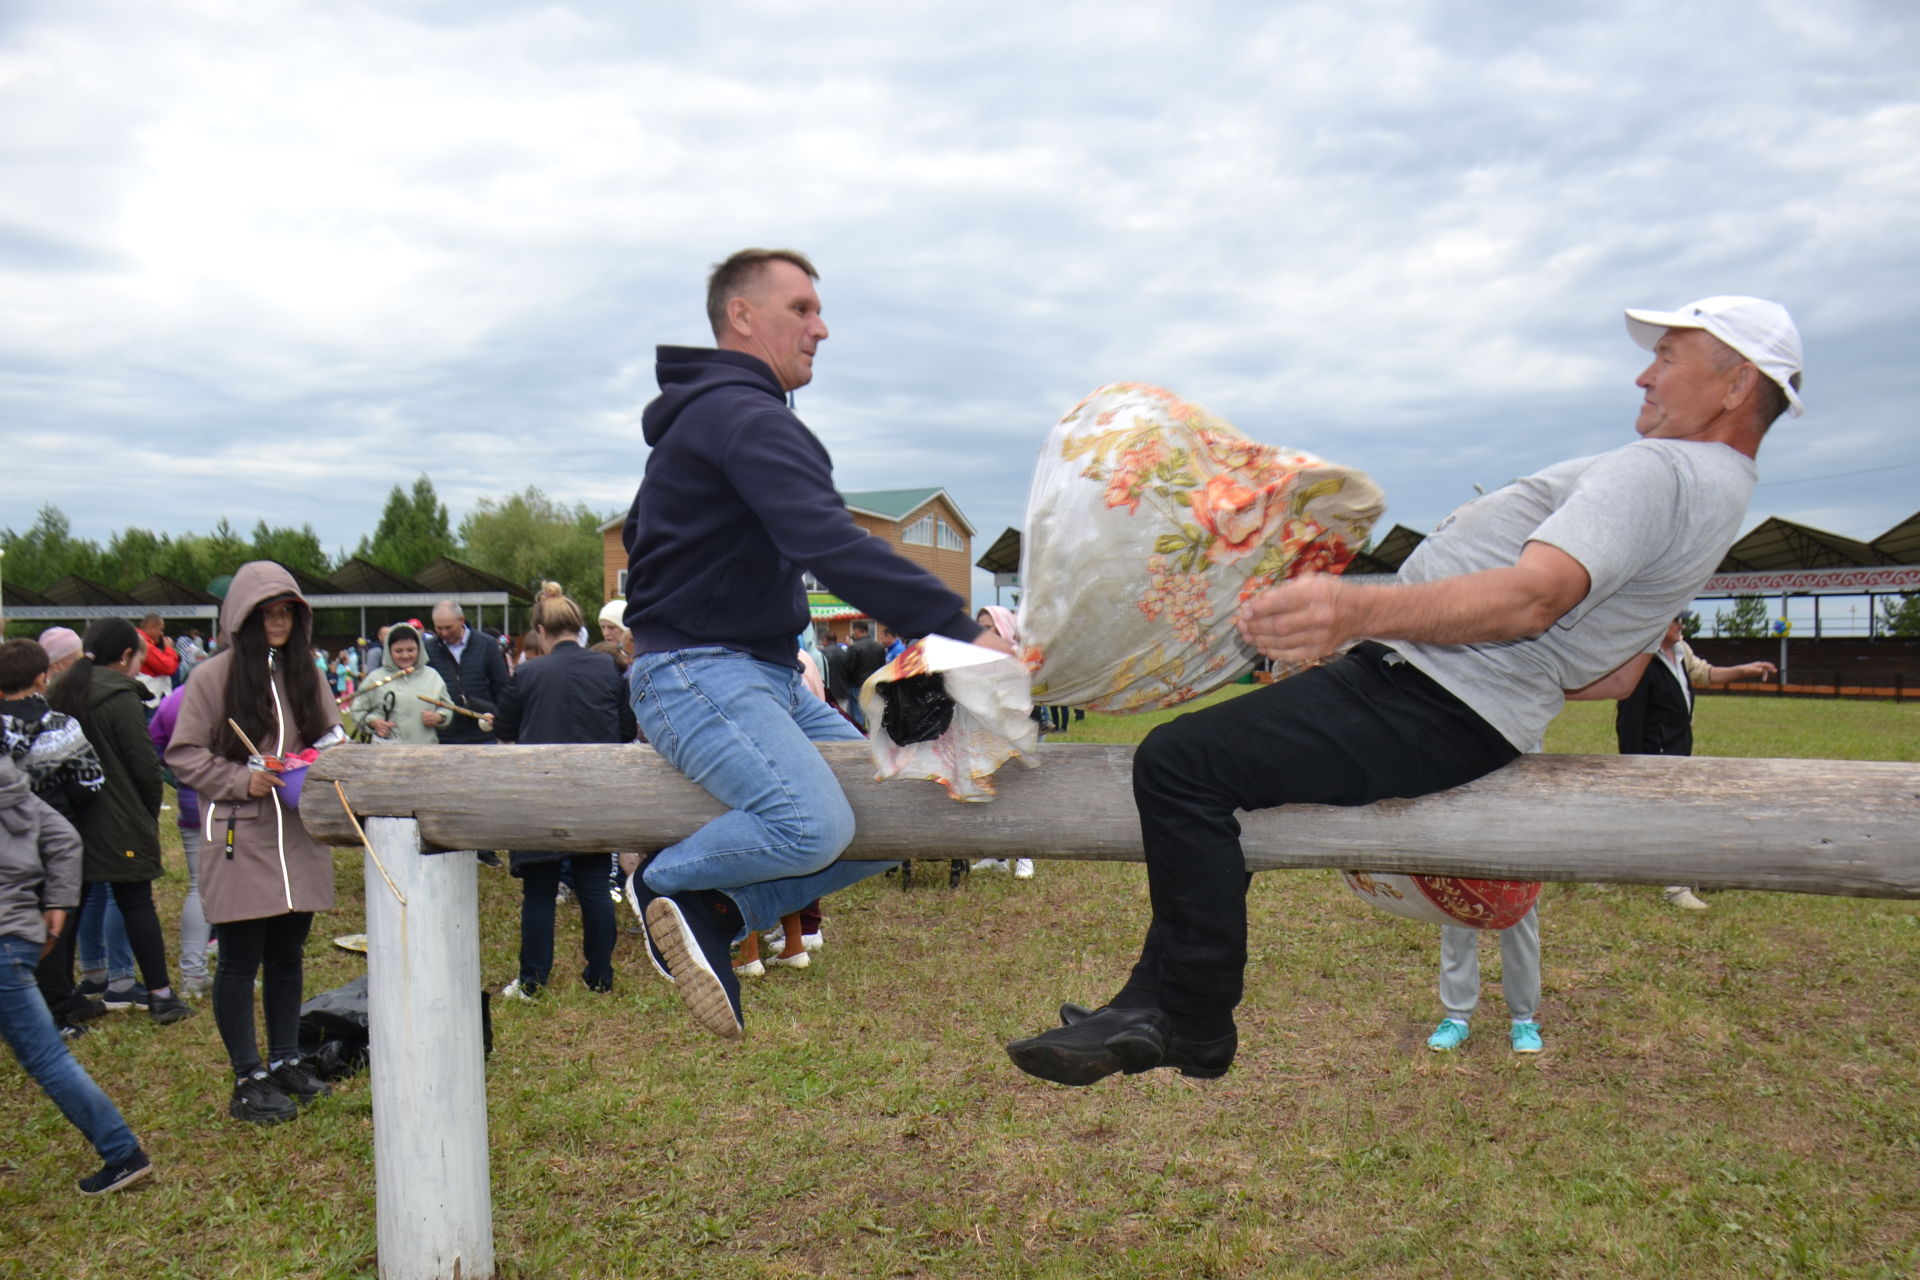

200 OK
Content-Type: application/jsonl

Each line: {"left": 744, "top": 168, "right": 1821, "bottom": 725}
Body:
{"left": 1426, "top": 1018, "right": 1470, "bottom": 1052}
{"left": 1510, "top": 1021, "right": 1543, "bottom": 1054}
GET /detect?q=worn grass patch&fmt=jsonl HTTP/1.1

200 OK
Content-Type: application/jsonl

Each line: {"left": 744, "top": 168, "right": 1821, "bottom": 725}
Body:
{"left": 2, "top": 694, "right": 1916, "bottom": 1277}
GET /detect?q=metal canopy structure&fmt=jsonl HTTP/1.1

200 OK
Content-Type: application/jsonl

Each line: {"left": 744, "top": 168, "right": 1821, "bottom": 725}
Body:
{"left": 3, "top": 556, "right": 533, "bottom": 636}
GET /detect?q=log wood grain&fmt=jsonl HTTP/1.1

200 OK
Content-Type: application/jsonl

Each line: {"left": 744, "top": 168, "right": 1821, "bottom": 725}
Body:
{"left": 302, "top": 744, "right": 1920, "bottom": 898}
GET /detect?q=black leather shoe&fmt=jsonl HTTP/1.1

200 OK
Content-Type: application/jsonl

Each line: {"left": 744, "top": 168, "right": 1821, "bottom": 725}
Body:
{"left": 1007, "top": 1006, "right": 1172, "bottom": 1085}
{"left": 1051, "top": 1003, "right": 1235, "bottom": 1079}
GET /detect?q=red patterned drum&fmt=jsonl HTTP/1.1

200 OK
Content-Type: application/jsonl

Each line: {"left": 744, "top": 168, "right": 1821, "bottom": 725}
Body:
{"left": 1341, "top": 871, "right": 1541, "bottom": 930}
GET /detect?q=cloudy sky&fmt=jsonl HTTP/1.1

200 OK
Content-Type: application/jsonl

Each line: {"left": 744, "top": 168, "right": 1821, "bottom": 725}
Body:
{"left": 3, "top": 0, "right": 1916, "bottom": 611}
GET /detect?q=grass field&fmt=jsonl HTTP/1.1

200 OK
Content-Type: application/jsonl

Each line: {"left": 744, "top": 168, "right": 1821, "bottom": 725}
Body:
{"left": 2, "top": 693, "right": 1917, "bottom": 1278}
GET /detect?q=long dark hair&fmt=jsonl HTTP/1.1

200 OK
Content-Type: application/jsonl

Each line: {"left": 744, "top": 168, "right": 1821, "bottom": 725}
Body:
{"left": 214, "top": 598, "right": 331, "bottom": 762}
{"left": 47, "top": 618, "right": 143, "bottom": 719}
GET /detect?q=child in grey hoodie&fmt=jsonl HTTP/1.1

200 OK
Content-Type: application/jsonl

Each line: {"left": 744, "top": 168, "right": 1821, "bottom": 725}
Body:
{"left": 0, "top": 754, "right": 151, "bottom": 1196}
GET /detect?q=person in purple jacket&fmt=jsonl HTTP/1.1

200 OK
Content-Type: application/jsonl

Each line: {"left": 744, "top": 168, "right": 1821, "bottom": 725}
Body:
{"left": 148, "top": 685, "right": 212, "bottom": 998}
{"left": 621, "top": 248, "right": 1015, "bottom": 1040}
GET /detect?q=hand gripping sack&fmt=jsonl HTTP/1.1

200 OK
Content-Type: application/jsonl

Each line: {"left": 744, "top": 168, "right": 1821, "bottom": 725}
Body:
{"left": 1019, "top": 382, "right": 1386, "bottom": 713}
{"left": 860, "top": 635, "right": 1039, "bottom": 802}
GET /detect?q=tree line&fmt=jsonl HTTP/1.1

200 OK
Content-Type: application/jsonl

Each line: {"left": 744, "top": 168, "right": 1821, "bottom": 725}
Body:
{"left": 2, "top": 475, "right": 618, "bottom": 637}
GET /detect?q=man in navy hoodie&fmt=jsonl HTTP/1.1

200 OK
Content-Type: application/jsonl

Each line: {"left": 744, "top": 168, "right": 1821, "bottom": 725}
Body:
{"left": 622, "top": 248, "right": 1014, "bottom": 1040}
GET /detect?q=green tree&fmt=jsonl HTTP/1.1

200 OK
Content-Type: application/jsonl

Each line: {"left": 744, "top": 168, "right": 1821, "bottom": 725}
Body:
{"left": 358, "top": 475, "right": 454, "bottom": 574}
{"left": 1714, "top": 593, "right": 1768, "bottom": 638}
{"left": 102, "top": 527, "right": 177, "bottom": 589}
{"left": 1679, "top": 610, "right": 1702, "bottom": 640}
{"left": 458, "top": 487, "right": 611, "bottom": 621}
{"left": 1879, "top": 593, "right": 1920, "bottom": 638}
{"left": 0, "top": 505, "right": 105, "bottom": 588}
{"left": 248, "top": 521, "right": 332, "bottom": 578}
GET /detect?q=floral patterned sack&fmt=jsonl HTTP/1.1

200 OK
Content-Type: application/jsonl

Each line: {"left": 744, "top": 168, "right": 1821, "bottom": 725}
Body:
{"left": 1019, "top": 382, "right": 1386, "bottom": 713}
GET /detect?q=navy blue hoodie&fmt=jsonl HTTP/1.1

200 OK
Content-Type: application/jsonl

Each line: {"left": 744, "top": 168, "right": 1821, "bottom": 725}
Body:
{"left": 623, "top": 346, "right": 982, "bottom": 668}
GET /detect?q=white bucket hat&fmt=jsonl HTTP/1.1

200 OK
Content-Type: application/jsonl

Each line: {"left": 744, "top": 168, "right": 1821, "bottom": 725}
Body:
{"left": 1624, "top": 295, "right": 1804, "bottom": 417}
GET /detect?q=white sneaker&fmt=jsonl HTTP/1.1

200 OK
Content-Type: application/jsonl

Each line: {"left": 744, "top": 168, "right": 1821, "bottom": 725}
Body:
{"left": 765, "top": 951, "right": 810, "bottom": 970}
{"left": 763, "top": 929, "right": 824, "bottom": 952}
{"left": 1665, "top": 888, "right": 1709, "bottom": 911}
{"left": 500, "top": 979, "right": 535, "bottom": 1001}
{"left": 733, "top": 958, "right": 765, "bottom": 978}
{"left": 1013, "top": 859, "right": 1035, "bottom": 879}
{"left": 971, "top": 859, "right": 1009, "bottom": 872}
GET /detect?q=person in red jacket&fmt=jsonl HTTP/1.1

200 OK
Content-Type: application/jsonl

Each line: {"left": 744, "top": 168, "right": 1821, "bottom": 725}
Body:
{"left": 135, "top": 615, "right": 180, "bottom": 704}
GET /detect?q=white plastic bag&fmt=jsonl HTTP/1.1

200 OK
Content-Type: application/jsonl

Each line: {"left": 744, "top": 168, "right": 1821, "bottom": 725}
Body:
{"left": 1020, "top": 382, "right": 1385, "bottom": 713}
{"left": 860, "top": 635, "right": 1040, "bottom": 802}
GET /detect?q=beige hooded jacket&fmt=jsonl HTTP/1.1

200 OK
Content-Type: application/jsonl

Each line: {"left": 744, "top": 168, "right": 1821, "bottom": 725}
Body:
{"left": 165, "top": 562, "right": 342, "bottom": 923}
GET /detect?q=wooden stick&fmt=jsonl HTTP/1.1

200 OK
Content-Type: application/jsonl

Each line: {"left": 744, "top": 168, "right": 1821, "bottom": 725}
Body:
{"left": 335, "top": 780, "right": 407, "bottom": 907}
{"left": 336, "top": 665, "right": 415, "bottom": 706}
{"left": 417, "top": 695, "right": 485, "bottom": 720}
{"left": 226, "top": 717, "right": 264, "bottom": 759}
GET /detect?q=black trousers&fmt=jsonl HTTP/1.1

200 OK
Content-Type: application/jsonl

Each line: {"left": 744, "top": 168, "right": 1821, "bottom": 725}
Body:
{"left": 213, "top": 912, "right": 312, "bottom": 1075}
{"left": 1118, "top": 643, "right": 1519, "bottom": 1028}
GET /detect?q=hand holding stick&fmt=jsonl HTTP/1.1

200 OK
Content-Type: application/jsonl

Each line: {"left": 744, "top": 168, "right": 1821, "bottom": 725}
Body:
{"left": 417, "top": 694, "right": 485, "bottom": 720}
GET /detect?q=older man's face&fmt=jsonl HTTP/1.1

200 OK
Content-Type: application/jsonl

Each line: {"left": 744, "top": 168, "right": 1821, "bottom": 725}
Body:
{"left": 434, "top": 611, "right": 466, "bottom": 645}
{"left": 733, "top": 260, "right": 828, "bottom": 392}
{"left": 1634, "top": 329, "right": 1739, "bottom": 441}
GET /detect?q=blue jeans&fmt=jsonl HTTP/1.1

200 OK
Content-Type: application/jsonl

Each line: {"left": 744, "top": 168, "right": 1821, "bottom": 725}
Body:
{"left": 77, "top": 883, "right": 135, "bottom": 984}
{"left": 0, "top": 935, "right": 141, "bottom": 1164}
{"left": 629, "top": 648, "right": 889, "bottom": 933}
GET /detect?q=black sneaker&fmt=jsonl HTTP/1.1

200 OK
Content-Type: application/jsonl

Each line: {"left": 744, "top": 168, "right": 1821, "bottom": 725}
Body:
{"left": 59, "top": 1021, "right": 92, "bottom": 1041}
{"left": 77, "top": 1148, "right": 152, "bottom": 1197}
{"left": 229, "top": 1072, "right": 299, "bottom": 1126}
{"left": 268, "top": 1060, "right": 331, "bottom": 1106}
{"left": 149, "top": 994, "right": 195, "bottom": 1025}
{"left": 102, "top": 985, "right": 150, "bottom": 1012}
{"left": 75, "top": 978, "right": 108, "bottom": 1000}
{"left": 642, "top": 892, "right": 743, "bottom": 1039}
{"left": 60, "top": 995, "right": 110, "bottom": 1025}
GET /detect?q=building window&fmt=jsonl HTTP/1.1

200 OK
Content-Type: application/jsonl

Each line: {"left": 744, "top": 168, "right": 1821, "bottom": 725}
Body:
{"left": 902, "top": 516, "right": 935, "bottom": 546}
{"left": 616, "top": 569, "right": 628, "bottom": 595}
{"left": 938, "top": 523, "right": 966, "bottom": 551}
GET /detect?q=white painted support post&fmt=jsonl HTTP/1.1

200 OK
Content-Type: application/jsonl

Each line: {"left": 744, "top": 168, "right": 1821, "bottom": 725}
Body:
{"left": 363, "top": 818, "right": 496, "bottom": 1280}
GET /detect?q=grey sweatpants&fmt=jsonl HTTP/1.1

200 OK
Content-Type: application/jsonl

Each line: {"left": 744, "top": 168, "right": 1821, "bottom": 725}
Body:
{"left": 1438, "top": 905, "right": 1539, "bottom": 1022}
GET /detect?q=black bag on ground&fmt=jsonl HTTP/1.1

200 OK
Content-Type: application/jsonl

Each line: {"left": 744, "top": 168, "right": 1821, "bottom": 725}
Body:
{"left": 297, "top": 976, "right": 494, "bottom": 1081}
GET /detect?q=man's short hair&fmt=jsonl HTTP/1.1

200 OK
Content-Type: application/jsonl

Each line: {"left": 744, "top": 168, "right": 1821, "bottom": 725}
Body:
{"left": 706, "top": 248, "right": 819, "bottom": 339}
{"left": 0, "top": 639, "right": 50, "bottom": 695}
{"left": 432, "top": 600, "right": 463, "bottom": 622}
{"left": 140, "top": 613, "right": 163, "bottom": 628}
{"left": 850, "top": 622, "right": 871, "bottom": 638}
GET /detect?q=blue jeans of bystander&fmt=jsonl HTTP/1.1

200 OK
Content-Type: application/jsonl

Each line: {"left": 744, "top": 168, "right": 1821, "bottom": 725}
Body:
{"left": 629, "top": 648, "right": 888, "bottom": 933}
{"left": 0, "top": 935, "right": 141, "bottom": 1164}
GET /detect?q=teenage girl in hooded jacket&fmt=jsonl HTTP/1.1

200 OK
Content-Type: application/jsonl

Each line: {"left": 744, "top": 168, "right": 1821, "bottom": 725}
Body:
{"left": 165, "top": 562, "right": 344, "bottom": 1127}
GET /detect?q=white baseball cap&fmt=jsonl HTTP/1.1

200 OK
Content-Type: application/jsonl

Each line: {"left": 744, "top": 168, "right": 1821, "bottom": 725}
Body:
{"left": 1624, "top": 295, "right": 1804, "bottom": 418}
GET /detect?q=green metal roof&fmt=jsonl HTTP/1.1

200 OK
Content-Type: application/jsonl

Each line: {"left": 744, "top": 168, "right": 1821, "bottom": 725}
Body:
{"left": 840, "top": 488, "right": 943, "bottom": 520}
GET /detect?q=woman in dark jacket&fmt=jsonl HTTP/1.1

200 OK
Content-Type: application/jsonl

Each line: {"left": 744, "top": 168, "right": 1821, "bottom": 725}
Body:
{"left": 47, "top": 618, "right": 192, "bottom": 1025}
{"left": 492, "top": 583, "right": 636, "bottom": 997}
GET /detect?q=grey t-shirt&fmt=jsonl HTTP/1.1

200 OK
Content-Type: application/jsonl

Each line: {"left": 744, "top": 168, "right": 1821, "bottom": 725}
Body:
{"left": 1385, "top": 438, "right": 1756, "bottom": 752}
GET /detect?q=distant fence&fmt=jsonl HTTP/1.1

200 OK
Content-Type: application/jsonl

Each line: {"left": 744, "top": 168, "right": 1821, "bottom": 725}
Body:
{"left": 1709, "top": 674, "right": 1914, "bottom": 702}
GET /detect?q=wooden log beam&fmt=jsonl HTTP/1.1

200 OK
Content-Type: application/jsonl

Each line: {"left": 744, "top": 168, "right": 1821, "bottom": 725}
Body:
{"left": 302, "top": 743, "right": 1920, "bottom": 899}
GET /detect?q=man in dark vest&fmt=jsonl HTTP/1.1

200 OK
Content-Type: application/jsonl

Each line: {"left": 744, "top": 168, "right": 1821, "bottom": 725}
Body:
{"left": 424, "top": 601, "right": 510, "bottom": 745}
{"left": 1615, "top": 612, "right": 1776, "bottom": 910}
